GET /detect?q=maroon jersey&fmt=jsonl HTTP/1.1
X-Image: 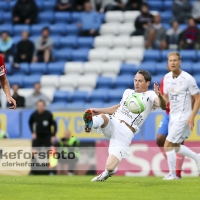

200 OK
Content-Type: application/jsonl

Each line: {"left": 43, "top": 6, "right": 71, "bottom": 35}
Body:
{"left": 0, "top": 54, "right": 7, "bottom": 76}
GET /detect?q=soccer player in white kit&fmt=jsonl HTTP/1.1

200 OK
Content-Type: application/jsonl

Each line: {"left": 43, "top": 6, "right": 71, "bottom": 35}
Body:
{"left": 162, "top": 52, "right": 200, "bottom": 180}
{"left": 83, "top": 70, "right": 167, "bottom": 182}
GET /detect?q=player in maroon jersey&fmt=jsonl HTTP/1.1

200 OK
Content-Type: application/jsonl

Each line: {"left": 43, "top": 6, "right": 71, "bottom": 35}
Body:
{"left": 0, "top": 54, "right": 16, "bottom": 109}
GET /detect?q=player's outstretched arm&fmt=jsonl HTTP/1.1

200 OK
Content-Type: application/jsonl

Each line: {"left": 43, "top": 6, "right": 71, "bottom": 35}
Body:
{"left": 187, "top": 93, "right": 200, "bottom": 130}
{"left": 0, "top": 75, "right": 16, "bottom": 109}
{"left": 90, "top": 104, "right": 120, "bottom": 116}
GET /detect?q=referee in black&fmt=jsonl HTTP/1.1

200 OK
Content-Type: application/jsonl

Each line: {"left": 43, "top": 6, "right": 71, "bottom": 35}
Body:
{"left": 29, "top": 100, "right": 57, "bottom": 174}
{"left": 29, "top": 99, "right": 57, "bottom": 147}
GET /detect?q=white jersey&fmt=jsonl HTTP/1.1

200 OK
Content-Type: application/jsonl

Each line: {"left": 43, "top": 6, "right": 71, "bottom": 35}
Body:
{"left": 112, "top": 89, "right": 158, "bottom": 132}
{"left": 164, "top": 71, "right": 199, "bottom": 121}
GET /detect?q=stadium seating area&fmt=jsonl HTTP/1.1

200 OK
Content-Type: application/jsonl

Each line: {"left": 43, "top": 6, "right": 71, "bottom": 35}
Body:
{"left": 0, "top": 0, "right": 199, "bottom": 110}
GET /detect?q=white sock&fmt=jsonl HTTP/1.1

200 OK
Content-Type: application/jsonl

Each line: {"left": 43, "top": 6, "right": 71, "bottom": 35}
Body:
{"left": 166, "top": 149, "right": 176, "bottom": 176}
{"left": 92, "top": 115, "right": 104, "bottom": 129}
{"left": 178, "top": 145, "right": 199, "bottom": 162}
{"left": 102, "top": 167, "right": 117, "bottom": 177}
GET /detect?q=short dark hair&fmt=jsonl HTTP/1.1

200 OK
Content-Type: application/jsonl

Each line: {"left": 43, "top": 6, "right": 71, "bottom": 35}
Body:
{"left": 37, "top": 99, "right": 46, "bottom": 106}
{"left": 141, "top": 3, "right": 149, "bottom": 9}
{"left": 42, "top": 27, "right": 49, "bottom": 32}
{"left": 136, "top": 70, "right": 152, "bottom": 82}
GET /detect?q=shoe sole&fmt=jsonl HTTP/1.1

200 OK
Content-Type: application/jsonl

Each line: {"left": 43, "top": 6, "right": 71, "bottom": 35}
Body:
{"left": 83, "top": 109, "right": 93, "bottom": 133}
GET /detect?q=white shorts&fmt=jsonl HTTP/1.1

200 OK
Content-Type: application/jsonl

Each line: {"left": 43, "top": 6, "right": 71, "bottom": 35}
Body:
{"left": 98, "top": 115, "right": 135, "bottom": 161}
{"left": 166, "top": 119, "right": 190, "bottom": 143}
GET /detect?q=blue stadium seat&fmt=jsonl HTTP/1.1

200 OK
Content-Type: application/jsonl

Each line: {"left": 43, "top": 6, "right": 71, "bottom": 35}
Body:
{"left": 7, "top": 75, "right": 24, "bottom": 87}
{"left": 72, "top": 48, "right": 89, "bottom": 61}
{"left": 179, "top": 24, "right": 187, "bottom": 31}
{"left": 161, "top": 50, "right": 176, "bottom": 61}
{"left": 54, "top": 48, "right": 72, "bottom": 61}
{"left": 47, "top": 62, "right": 65, "bottom": 75}
{"left": 120, "top": 63, "right": 137, "bottom": 75}
{"left": 148, "top": 0, "right": 163, "bottom": 11}
{"left": 34, "top": 0, "right": 44, "bottom": 10}
{"left": 60, "top": 36, "right": 77, "bottom": 48}
{"left": 0, "top": 2, "right": 8, "bottom": 11}
{"left": 77, "top": 37, "right": 94, "bottom": 48}
{"left": 31, "top": 24, "right": 50, "bottom": 35}
{"left": 151, "top": 75, "right": 163, "bottom": 86}
{"left": 160, "top": 11, "right": 172, "bottom": 23}
{"left": 38, "top": 11, "right": 54, "bottom": 23}
{"left": 163, "top": 0, "right": 173, "bottom": 10}
{"left": 51, "top": 36, "right": 60, "bottom": 48}
{"left": 50, "top": 23, "right": 66, "bottom": 36}
{"left": 5, "top": 63, "right": 11, "bottom": 75}
{"left": 43, "top": 0, "right": 56, "bottom": 11}
{"left": 71, "top": 12, "right": 81, "bottom": 22}
{"left": 66, "top": 101, "right": 85, "bottom": 109}
{"left": 54, "top": 12, "right": 71, "bottom": 23}
{"left": 23, "top": 75, "right": 41, "bottom": 88}
{"left": 48, "top": 102, "right": 68, "bottom": 109}
{"left": 85, "top": 101, "right": 104, "bottom": 109}
{"left": 12, "top": 63, "right": 30, "bottom": 75}
{"left": 181, "top": 62, "right": 193, "bottom": 74}
{"left": 8, "top": 0, "right": 17, "bottom": 10}
{"left": 90, "top": 89, "right": 109, "bottom": 102}
{"left": 139, "top": 62, "right": 156, "bottom": 75}
{"left": 53, "top": 91, "right": 71, "bottom": 103}
{"left": 108, "top": 88, "right": 125, "bottom": 102}
{"left": 179, "top": 50, "right": 197, "bottom": 62}
{"left": 155, "top": 62, "right": 168, "bottom": 75}
{"left": 114, "top": 75, "right": 133, "bottom": 89}
{"left": 71, "top": 90, "right": 89, "bottom": 102}
{"left": 29, "top": 35, "right": 39, "bottom": 43}
{"left": 103, "top": 101, "right": 120, "bottom": 108}
{"left": 13, "top": 25, "right": 30, "bottom": 35}
{"left": 65, "top": 24, "right": 79, "bottom": 35}
{"left": 2, "top": 12, "right": 12, "bottom": 23}
{"left": 192, "top": 63, "right": 200, "bottom": 74}
{"left": 29, "top": 63, "right": 47, "bottom": 75}
{"left": 162, "top": 23, "right": 170, "bottom": 30}
{"left": 197, "top": 51, "right": 200, "bottom": 61}
{"left": 13, "top": 36, "right": 22, "bottom": 45}
{"left": 0, "top": 24, "right": 13, "bottom": 35}
{"left": 143, "top": 50, "right": 161, "bottom": 62}
{"left": 96, "top": 77, "right": 113, "bottom": 89}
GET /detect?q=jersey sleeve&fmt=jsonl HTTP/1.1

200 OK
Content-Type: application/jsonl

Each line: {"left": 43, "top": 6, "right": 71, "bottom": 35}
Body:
{"left": 0, "top": 54, "right": 7, "bottom": 76}
{"left": 188, "top": 76, "right": 200, "bottom": 95}
{"left": 163, "top": 76, "right": 168, "bottom": 94}
{"left": 120, "top": 89, "right": 131, "bottom": 105}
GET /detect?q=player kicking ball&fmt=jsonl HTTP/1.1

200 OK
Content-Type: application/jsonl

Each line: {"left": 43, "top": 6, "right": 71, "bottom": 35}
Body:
{"left": 83, "top": 70, "right": 167, "bottom": 182}
{"left": 161, "top": 52, "right": 200, "bottom": 180}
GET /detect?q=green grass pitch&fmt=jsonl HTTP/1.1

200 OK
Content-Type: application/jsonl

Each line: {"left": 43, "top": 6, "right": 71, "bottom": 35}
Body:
{"left": 0, "top": 176, "right": 199, "bottom": 200}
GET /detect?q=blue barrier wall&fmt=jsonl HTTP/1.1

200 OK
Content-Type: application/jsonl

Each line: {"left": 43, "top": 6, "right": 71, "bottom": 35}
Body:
{"left": 0, "top": 109, "right": 200, "bottom": 141}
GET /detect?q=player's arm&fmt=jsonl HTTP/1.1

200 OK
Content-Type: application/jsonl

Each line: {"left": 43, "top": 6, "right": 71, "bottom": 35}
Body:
{"left": 187, "top": 93, "right": 200, "bottom": 130}
{"left": 154, "top": 82, "right": 167, "bottom": 110}
{"left": 0, "top": 75, "right": 16, "bottom": 109}
{"left": 90, "top": 104, "right": 120, "bottom": 116}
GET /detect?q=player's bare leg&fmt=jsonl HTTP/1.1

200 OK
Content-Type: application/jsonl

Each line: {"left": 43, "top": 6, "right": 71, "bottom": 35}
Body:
{"left": 156, "top": 134, "right": 167, "bottom": 159}
{"left": 91, "top": 155, "right": 119, "bottom": 182}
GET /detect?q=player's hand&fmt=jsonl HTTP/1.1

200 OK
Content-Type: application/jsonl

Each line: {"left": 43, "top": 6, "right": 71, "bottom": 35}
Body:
{"left": 154, "top": 81, "right": 161, "bottom": 97}
{"left": 7, "top": 96, "right": 16, "bottom": 109}
{"left": 51, "top": 136, "right": 55, "bottom": 144}
{"left": 90, "top": 108, "right": 102, "bottom": 116}
{"left": 187, "top": 116, "right": 194, "bottom": 131}
{"left": 32, "top": 133, "right": 37, "bottom": 140}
